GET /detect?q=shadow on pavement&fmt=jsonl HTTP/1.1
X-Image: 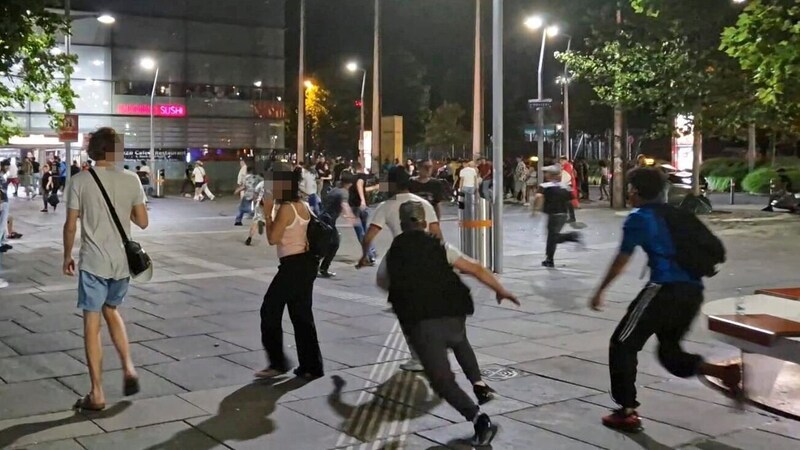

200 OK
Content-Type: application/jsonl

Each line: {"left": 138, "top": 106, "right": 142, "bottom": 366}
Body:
{"left": 0, "top": 401, "right": 131, "bottom": 449}
{"left": 144, "top": 377, "right": 308, "bottom": 450}
{"left": 328, "top": 372, "right": 442, "bottom": 443}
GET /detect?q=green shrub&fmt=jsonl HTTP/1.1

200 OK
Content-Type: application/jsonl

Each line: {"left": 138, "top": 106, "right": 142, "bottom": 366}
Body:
{"left": 741, "top": 167, "right": 800, "bottom": 194}
{"left": 701, "top": 157, "right": 740, "bottom": 177}
{"left": 706, "top": 176, "right": 733, "bottom": 192}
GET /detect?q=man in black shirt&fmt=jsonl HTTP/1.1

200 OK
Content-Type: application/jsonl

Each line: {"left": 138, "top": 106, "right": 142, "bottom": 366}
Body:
{"left": 348, "top": 162, "right": 379, "bottom": 263}
{"left": 318, "top": 174, "right": 356, "bottom": 278}
{"left": 534, "top": 165, "right": 583, "bottom": 267}
{"left": 409, "top": 160, "right": 446, "bottom": 218}
{"left": 379, "top": 201, "right": 518, "bottom": 446}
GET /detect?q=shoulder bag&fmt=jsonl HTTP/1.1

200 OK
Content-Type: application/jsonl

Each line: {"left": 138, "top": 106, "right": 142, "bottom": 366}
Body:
{"left": 88, "top": 169, "right": 152, "bottom": 277}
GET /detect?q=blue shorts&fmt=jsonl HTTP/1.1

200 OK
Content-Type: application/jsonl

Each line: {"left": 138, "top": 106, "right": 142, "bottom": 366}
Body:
{"left": 77, "top": 271, "right": 130, "bottom": 312}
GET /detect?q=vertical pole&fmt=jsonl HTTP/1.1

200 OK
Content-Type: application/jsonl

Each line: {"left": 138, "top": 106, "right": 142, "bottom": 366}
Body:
{"left": 64, "top": 0, "right": 72, "bottom": 194}
{"left": 691, "top": 114, "right": 703, "bottom": 196}
{"left": 297, "top": 0, "right": 305, "bottom": 163}
{"left": 491, "top": 0, "right": 503, "bottom": 273}
{"left": 149, "top": 67, "right": 158, "bottom": 176}
{"left": 563, "top": 37, "right": 571, "bottom": 160}
{"left": 359, "top": 69, "right": 366, "bottom": 166}
{"left": 611, "top": 4, "right": 625, "bottom": 209}
{"left": 371, "top": 0, "right": 381, "bottom": 175}
{"left": 471, "top": 0, "right": 482, "bottom": 160}
{"left": 747, "top": 122, "right": 756, "bottom": 172}
{"left": 536, "top": 29, "right": 546, "bottom": 186}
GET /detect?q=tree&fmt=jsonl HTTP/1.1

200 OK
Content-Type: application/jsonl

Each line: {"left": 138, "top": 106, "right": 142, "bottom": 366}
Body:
{"left": 423, "top": 102, "right": 470, "bottom": 152}
{"left": 0, "top": 1, "right": 76, "bottom": 144}
{"left": 304, "top": 82, "right": 331, "bottom": 153}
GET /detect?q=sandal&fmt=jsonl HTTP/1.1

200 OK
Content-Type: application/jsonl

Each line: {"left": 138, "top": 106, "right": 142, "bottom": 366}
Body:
{"left": 74, "top": 394, "right": 105, "bottom": 411}
{"left": 123, "top": 375, "right": 140, "bottom": 396}
{"left": 254, "top": 368, "right": 287, "bottom": 379}
{"left": 293, "top": 368, "right": 323, "bottom": 381}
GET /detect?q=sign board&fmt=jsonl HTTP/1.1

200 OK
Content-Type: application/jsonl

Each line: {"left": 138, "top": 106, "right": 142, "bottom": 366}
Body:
{"left": 59, "top": 114, "right": 79, "bottom": 142}
{"left": 527, "top": 98, "right": 553, "bottom": 110}
{"left": 123, "top": 149, "right": 186, "bottom": 160}
{"left": 116, "top": 104, "right": 187, "bottom": 117}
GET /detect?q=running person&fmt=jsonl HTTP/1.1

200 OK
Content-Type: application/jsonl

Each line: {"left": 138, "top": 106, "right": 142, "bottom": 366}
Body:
{"left": 533, "top": 165, "right": 583, "bottom": 268}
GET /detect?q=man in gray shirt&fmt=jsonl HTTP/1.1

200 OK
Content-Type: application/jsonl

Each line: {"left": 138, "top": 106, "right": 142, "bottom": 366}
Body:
{"left": 63, "top": 127, "right": 149, "bottom": 410}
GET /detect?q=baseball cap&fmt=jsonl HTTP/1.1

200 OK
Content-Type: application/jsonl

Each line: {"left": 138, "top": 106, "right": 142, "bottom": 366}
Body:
{"left": 544, "top": 164, "right": 561, "bottom": 174}
{"left": 399, "top": 201, "right": 426, "bottom": 226}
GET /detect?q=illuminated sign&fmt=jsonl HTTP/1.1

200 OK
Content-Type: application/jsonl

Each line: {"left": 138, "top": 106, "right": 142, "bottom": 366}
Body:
{"left": 116, "top": 104, "right": 187, "bottom": 117}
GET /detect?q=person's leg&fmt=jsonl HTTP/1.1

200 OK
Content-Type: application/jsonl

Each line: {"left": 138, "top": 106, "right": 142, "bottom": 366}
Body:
{"left": 260, "top": 266, "right": 291, "bottom": 372}
{"left": 42, "top": 190, "right": 49, "bottom": 211}
{"left": 203, "top": 184, "right": 215, "bottom": 200}
{"left": 319, "top": 216, "right": 339, "bottom": 274}
{"left": 449, "top": 317, "right": 482, "bottom": 384}
{"left": 356, "top": 207, "right": 376, "bottom": 260}
{"left": 545, "top": 214, "right": 566, "bottom": 263}
{"left": 286, "top": 257, "right": 323, "bottom": 376}
{"left": 566, "top": 202, "right": 576, "bottom": 222}
{"left": 77, "top": 271, "right": 109, "bottom": 406}
{"left": 235, "top": 199, "right": 248, "bottom": 224}
{"left": 101, "top": 277, "right": 136, "bottom": 381}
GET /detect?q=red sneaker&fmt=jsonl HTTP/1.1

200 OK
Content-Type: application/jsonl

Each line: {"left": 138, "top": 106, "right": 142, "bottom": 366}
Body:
{"left": 601, "top": 409, "right": 642, "bottom": 432}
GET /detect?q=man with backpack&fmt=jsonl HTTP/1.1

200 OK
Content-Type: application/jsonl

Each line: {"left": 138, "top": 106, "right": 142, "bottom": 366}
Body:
{"left": 589, "top": 167, "right": 740, "bottom": 432}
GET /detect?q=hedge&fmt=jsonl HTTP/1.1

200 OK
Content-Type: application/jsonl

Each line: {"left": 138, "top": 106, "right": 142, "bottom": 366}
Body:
{"left": 741, "top": 167, "right": 800, "bottom": 194}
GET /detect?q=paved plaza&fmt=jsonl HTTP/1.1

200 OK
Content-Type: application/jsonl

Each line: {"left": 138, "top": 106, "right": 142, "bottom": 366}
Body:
{"left": 1, "top": 193, "right": 799, "bottom": 449}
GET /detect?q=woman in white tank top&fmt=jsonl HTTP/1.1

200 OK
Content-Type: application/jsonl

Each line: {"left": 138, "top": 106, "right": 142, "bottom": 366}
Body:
{"left": 256, "top": 165, "right": 324, "bottom": 380}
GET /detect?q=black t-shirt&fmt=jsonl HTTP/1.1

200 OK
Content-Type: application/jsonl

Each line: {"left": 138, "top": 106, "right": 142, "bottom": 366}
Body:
{"left": 41, "top": 172, "right": 52, "bottom": 190}
{"left": 32, "top": 161, "right": 40, "bottom": 174}
{"left": 409, "top": 178, "right": 445, "bottom": 207}
{"left": 348, "top": 173, "right": 370, "bottom": 207}
{"left": 317, "top": 163, "right": 332, "bottom": 184}
{"left": 538, "top": 182, "right": 572, "bottom": 215}
{"left": 70, "top": 165, "right": 80, "bottom": 176}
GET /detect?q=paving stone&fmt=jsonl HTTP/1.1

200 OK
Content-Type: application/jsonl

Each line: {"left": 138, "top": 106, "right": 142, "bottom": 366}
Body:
{"left": 0, "top": 305, "right": 41, "bottom": 322}
{"left": 1, "top": 331, "right": 84, "bottom": 355}
{"left": 514, "top": 356, "right": 663, "bottom": 391}
{"left": 14, "top": 313, "right": 83, "bottom": 333}
{"left": 320, "top": 340, "right": 410, "bottom": 367}
{"left": 696, "top": 429, "right": 800, "bottom": 450}
{"left": 0, "top": 321, "right": 30, "bottom": 338}
{"left": 19, "top": 438, "right": 85, "bottom": 450}
{"left": 70, "top": 323, "right": 165, "bottom": 343}
{"left": 136, "top": 317, "right": 226, "bottom": 337}
{"left": 200, "top": 312, "right": 261, "bottom": 331}
{"left": 65, "top": 342, "right": 174, "bottom": 371}
{"left": 58, "top": 367, "right": 186, "bottom": 401}
{"left": 315, "top": 321, "right": 383, "bottom": 342}
{"left": 328, "top": 314, "right": 399, "bottom": 335}
{"left": 189, "top": 404, "right": 341, "bottom": 450}
{"left": 178, "top": 381, "right": 302, "bottom": 415}
{"left": 462, "top": 326, "right": 522, "bottom": 348}
{"left": 507, "top": 399, "right": 702, "bottom": 449}
{"left": 77, "top": 420, "right": 226, "bottom": 450}
{"left": 221, "top": 350, "right": 347, "bottom": 373}
{"left": 489, "top": 373, "right": 600, "bottom": 406}
{"left": 581, "top": 389, "right": 775, "bottom": 436}
{"left": 0, "top": 352, "right": 86, "bottom": 383}
{"left": 0, "top": 341, "right": 18, "bottom": 358}
{"left": 90, "top": 395, "right": 207, "bottom": 432}
{"left": 759, "top": 419, "right": 800, "bottom": 441}
{"left": 140, "top": 335, "right": 247, "bottom": 360}
{"left": 531, "top": 329, "right": 615, "bottom": 353}
{"left": 1, "top": 293, "right": 48, "bottom": 308}
{"left": 419, "top": 415, "right": 599, "bottom": 449}
{"left": 527, "top": 311, "right": 619, "bottom": 332}
{"left": 472, "top": 318, "right": 574, "bottom": 340}
{"left": 0, "top": 411, "right": 103, "bottom": 449}
{"left": 132, "top": 302, "right": 213, "bottom": 319}
{"left": 132, "top": 291, "right": 200, "bottom": 305}
{"left": 352, "top": 434, "right": 443, "bottom": 450}
{"left": 146, "top": 356, "right": 257, "bottom": 391}
{"left": 0, "top": 379, "right": 82, "bottom": 420}
{"left": 646, "top": 377, "right": 736, "bottom": 406}
{"left": 288, "top": 371, "right": 377, "bottom": 400}
{"left": 475, "top": 341, "right": 566, "bottom": 364}
{"left": 210, "top": 330, "right": 262, "bottom": 351}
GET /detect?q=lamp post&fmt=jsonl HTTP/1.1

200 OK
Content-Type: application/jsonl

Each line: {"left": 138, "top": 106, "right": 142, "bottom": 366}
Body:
{"left": 297, "top": 0, "right": 306, "bottom": 163}
{"left": 371, "top": 0, "right": 381, "bottom": 175}
{"left": 61, "top": 1, "right": 115, "bottom": 191}
{"left": 491, "top": 0, "right": 503, "bottom": 273}
{"left": 139, "top": 57, "right": 158, "bottom": 176}
{"left": 524, "top": 16, "right": 559, "bottom": 186}
{"left": 559, "top": 34, "right": 573, "bottom": 160}
{"left": 346, "top": 62, "right": 367, "bottom": 166}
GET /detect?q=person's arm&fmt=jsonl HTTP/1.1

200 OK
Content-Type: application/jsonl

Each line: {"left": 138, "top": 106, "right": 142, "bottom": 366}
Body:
{"left": 453, "top": 257, "right": 518, "bottom": 305}
{"left": 265, "top": 202, "right": 294, "bottom": 245}
{"left": 532, "top": 192, "right": 545, "bottom": 213}
{"left": 356, "top": 179, "right": 367, "bottom": 208}
{"left": 423, "top": 201, "right": 443, "bottom": 239}
{"left": 62, "top": 208, "right": 79, "bottom": 276}
{"left": 341, "top": 200, "right": 356, "bottom": 221}
{"left": 130, "top": 204, "right": 149, "bottom": 229}
{"left": 590, "top": 216, "right": 642, "bottom": 310}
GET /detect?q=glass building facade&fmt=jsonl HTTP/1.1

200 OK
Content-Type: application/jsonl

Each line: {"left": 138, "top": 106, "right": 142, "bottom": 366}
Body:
{"left": 2, "top": 0, "right": 286, "bottom": 184}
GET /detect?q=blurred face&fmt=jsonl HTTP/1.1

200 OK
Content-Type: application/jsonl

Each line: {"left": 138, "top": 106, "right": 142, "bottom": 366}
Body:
{"left": 270, "top": 170, "right": 295, "bottom": 201}
{"left": 419, "top": 161, "right": 433, "bottom": 177}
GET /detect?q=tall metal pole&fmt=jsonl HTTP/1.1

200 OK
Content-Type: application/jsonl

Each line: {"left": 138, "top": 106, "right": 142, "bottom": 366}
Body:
{"left": 471, "top": 0, "right": 482, "bottom": 160}
{"left": 371, "top": 0, "right": 381, "bottom": 175}
{"left": 149, "top": 67, "right": 159, "bottom": 175}
{"left": 563, "top": 36, "right": 572, "bottom": 160}
{"left": 536, "top": 28, "right": 546, "bottom": 187}
{"left": 611, "top": 4, "right": 625, "bottom": 209}
{"left": 747, "top": 122, "right": 756, "bottom": 172}
{"left": 64, "top": 0, "right": 72, "bottom": 193}
{"left": 359, "top": 69, "right": 366, "bottom": 166}
{"left": 491, "top": 0, "right": 503, "bottom": 273}
{"left": 297, "top": 0, "right": 306, "bottom": 163}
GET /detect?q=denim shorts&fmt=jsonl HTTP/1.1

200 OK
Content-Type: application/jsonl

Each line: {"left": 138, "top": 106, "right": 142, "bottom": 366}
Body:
{"left": 77, "top": 270, "right": 130, "bottom": 312}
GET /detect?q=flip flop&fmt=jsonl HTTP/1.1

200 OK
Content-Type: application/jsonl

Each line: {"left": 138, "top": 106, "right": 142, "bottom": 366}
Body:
{"left": 123, "top": 376, "right": 140, "bottom": 396}
{"left": 74, "top": 394, "right": 105, "bottom": 411}
{"left": 254, "top": 368, "right": 287, "bottom": 379}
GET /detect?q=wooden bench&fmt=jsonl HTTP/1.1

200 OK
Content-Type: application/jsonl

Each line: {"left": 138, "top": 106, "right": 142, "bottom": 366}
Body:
{"left": 708, "top": 314, "right": 800, "bottom": 347}
{"left": 755, "top": 287, "right": 800, "bottom": 301}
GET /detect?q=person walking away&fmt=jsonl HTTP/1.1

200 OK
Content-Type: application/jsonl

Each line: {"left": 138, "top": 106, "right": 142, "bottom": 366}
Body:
{"left": 348, "top": 162, "right": 379, "bottom": 264}
{"left": 58, "top": 157, "right": 68, "bottom": 191}
{"left": 577, "top": 157, "right": 590, "bottom": 200}
{"left": 458, "top": 161, "right": 479, "bottom": 196}
{"left": 62, "top": 127, "right": 147, "bottom": 410}
{"left": 534, "top": 165, "right": 583, "bottom": 268}
{"left": 31, "top": 156, "right": 41, "bottom": 199}
{"left": 318, "top": 173, "right": 357, "bottom": 278}
{"left": 598, "top": 160, "right": 610, "bottom": 201}
{"left": 6, "top": 160, "right": 19, "bottom": 197}
{"left": 256, "top": 165, "right": 324, "bottom": 380}
{"left": 19, "top": 156, "right": 33, "bottom": 199}
{"left": 40, "top": 164, "right": 56, "bottom": 212}
{"left": 0, "top": 160, "right": 10, "bottom": 288}
{"left": 513, "top": 156, "right": 527, "bottom": 203}
{"left": 559, "top": 156, "right": 579, "bottom": 223}
{"left": 192, "top": 161, "right": 215, "bottom": 201}
{"left": 300, "top": 161, "right": 320, "bottom": 215}
{"left": 180, "top": 164, "right": 194, "bottom": 197}
{"left": 70, "top": 160, "right": 81, "bottom": 177}
{"left": 234, "top": 165, "right": 262, "bottom": 226}
{"left": 410, "top": 160, "right": 446, "bottom": 219}
{"left": 589, "top": 167, "right": 741, "bottom": 432}
{"left": 378, "top": 200, "right": 519, "bottom": 446}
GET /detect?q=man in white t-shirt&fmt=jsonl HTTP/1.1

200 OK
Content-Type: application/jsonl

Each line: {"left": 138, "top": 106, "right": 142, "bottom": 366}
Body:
{"left": 458, "top": 160, "right": 479, "bottom": 193}
{"left": 192, "top": 161, "right": 215, "bottom": 201}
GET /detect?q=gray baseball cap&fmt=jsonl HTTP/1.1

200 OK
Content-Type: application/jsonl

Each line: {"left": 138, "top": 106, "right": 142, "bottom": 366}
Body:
{"left": 399, "top": 201, "right": 426, "bottom": 226}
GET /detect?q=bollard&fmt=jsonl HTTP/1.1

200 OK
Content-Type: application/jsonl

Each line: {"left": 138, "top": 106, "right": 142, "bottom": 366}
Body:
{"left": 458, "top": 188, "right": 494, "bottom": 270}
{"left": 154, "top": 169, "right": 166, "bottom": 198}
{"left": 729, "top": 177, "right": 735, "bottom": 205}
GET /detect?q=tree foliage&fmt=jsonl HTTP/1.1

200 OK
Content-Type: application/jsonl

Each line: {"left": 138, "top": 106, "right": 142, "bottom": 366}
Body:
{"left": 423, "top": 102, "right": 469, "bottom": 150}
{"left": 304, "top": 82, "right": 331, "bottom": 152}
{"left": 0, "top": 0, "right": 76, "bottom": 144}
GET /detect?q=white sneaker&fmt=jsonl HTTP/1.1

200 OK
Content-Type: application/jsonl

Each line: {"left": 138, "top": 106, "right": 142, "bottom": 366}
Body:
{"left": 0, "top": 279, "right": 9, "bottom": 289}
{"left": 400, "top": 359, "right": 425, "bottom": 372}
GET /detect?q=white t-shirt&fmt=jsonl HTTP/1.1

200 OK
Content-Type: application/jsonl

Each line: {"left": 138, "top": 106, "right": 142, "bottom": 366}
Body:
{"left": 300, "top": 168, "right": 316, "bottom": 196}
{"left": 67, "top": 167, "right": 146, "bottom": 279}
{"left": 459, "top": 166, "right": 478, "bottom": 188}
{"left": 370, "top": 192, "right": 438, "bottom": 237}
{"left": 237, "top": 165, "right": 247, "bottom": 186}
{"left": 7, "top": 163, "right": 18, "bottom": 178}
{"left": 192, "top": 166, "right": 206, "bottom": 183}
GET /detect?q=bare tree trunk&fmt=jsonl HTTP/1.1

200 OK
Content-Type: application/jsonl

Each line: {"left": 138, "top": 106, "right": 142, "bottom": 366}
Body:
{"left": 691, "top": 123, "right": 703, "bottom": 196}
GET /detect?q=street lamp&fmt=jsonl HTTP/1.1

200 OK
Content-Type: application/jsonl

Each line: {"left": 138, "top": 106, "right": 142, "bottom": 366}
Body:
{"left": 303, "top": 80, "right": 315, "bottom": 90}
{"left": 140, "top": 57, "right": 159, "bottom": 177}
{"left": 346, "top": 61, "right": 367, "bottom": 165}
{"left": 525, "top": 15, "right": 561, "bottom": 185}
{"left": 555, "top": 33, "right": 573, "bottom": 159}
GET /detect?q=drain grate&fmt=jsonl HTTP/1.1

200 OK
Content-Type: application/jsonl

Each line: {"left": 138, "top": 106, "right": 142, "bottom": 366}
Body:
{"left": 480, "top": 365, "right": 519, "bottom": 382}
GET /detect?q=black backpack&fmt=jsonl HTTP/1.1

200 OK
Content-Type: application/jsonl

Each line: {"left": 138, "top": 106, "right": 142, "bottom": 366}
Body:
{"left": 654, "top": 204, "right": 725, "bottom": 278}
{"left": 306, "top": 210, "right": 335, "bottom": 259}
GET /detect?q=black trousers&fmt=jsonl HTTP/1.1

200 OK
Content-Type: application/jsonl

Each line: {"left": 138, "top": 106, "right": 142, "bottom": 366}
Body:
{"left": 404, "top": 316, "right": 481, "bottom": 421}
{"left": 545, "top": 213, "right": 580, "bottom": 262}
{"left": 319, "top": 213, "right": 340, "bottom": 272}
{"left": 260, "top": 252, "right": 323, "bottom": 376}
{"left": 609, "top": 283, "right": 704, "bottom": 408}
